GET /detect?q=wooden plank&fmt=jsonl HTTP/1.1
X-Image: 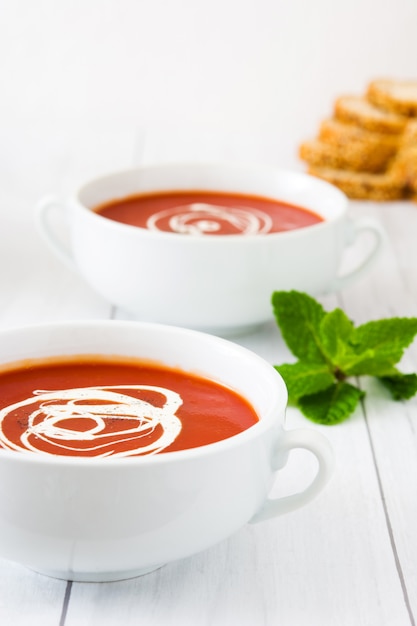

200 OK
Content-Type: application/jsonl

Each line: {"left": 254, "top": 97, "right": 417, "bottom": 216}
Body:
{"left": 0, "top": 561, "right": 67, "bottom": 626}
{"left": 339, "top": 201, "right": 417, "bottom": 622}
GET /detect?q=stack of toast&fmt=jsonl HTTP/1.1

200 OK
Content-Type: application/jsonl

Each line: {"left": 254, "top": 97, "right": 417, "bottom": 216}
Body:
{"left": 299, "top": 79, "right": 417, "bottom": 200}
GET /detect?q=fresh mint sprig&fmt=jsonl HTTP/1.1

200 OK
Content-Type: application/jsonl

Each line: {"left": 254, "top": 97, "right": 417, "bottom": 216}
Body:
{"left": 272, "top": 291, "right": 417, "bottom": 425}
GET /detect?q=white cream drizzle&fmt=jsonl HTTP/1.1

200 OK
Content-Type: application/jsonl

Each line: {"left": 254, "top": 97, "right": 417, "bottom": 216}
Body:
{"left": 0, "top": 385, "right": 183, "bottom": 457}
{"left": 146, "top": 203, "right": 273, "bottom": 235}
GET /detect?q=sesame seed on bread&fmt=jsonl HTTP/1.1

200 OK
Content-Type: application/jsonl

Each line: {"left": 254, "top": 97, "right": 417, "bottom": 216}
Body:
{"left": 334, "top": 95, "right": 408, "bottom": 134}
{"left": 298, "top": 77, "right": 417, "bottom": 202}
{"left": 401, "top": 119, "right": 417, "bottom": 147}
{"left": 389, "top": 146, "right": 417, "bottom": 192}
{"left": 319, "top": 118, "right": 400, "bottom": 152}
{"left": 307, "top": 166, "right": 405, "bottom": 201}
{"left": 299, "top": 137, "right": 395, "bottom": 174}
{"left": 367, "top": 79, "right": 417, "bottom": 117}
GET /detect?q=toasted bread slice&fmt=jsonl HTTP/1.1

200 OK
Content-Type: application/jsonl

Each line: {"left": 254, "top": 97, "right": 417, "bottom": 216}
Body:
{"left": 319, "top": 118, "right": 400, "bottom": 153}
{"left": 334, "top": 95, "right": 407, "bottom": 134}
{"left": 299, "top": 137, "right": 394, "bottom": 173}
{"left": 367, "top": 79, "right": 417, "bottom": 117}
{"left": 390, "top": 146, "right": 417, "bottom": 192}
{"left": 401, "top": 119, "right": 417, "bottom": 148}
{"left": 307, "top": 166, "right": 405, "bottom": 200}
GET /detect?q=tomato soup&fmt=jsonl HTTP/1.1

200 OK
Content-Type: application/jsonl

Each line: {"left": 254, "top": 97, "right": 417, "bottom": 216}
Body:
{"left": 0, "top": 356, "right": 259, "bottom": 458}
{"left": 94, "top": 190, "right": 323, "bottom": 236}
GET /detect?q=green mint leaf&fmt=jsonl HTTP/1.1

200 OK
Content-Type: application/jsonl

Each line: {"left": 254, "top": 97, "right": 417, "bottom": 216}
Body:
{"left": 272, "top": 291, "right": 417, "bottom": 425}
{"left": 343, "top": 318, "right": 417, "bottom": 376}
{"left": 271, "top": 291, "right": 327, "bottom": 362}
{"left": 378, "top": 373, "right": 417, "bottom": 400}
{"left": 297, "top": 382, "right": 365, "bottom": 425}
{"left": 274, "top": 362, "right": 335, "bottom": 403}
{"left": 319, "top": 307, "right": 354, "bottom": 363}
{"left": 339, "top": 354, "right": 399, "bottom": 377}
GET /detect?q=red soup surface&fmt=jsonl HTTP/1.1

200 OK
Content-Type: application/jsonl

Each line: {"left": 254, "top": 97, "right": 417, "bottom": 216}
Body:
{"left": 94, "top": 190, "right": 323, "bottom": 235}
{"left": 0, "top": 356, "right": 259, "bottom": 458}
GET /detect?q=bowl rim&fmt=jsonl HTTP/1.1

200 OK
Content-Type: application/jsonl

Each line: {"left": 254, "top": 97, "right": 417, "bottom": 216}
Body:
{"left": 74, "top": 161, "right": 348, "bottom": 242}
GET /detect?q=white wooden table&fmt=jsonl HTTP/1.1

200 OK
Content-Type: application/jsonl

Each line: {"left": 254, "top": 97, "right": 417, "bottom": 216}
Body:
{"left": 0, "top": 125, "right": 416, "bottom": 626}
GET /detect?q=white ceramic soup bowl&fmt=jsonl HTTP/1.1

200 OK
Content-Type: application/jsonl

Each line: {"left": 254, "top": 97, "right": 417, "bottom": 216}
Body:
{"left": 36, "top": 162, "right": 385, "bottom": 335}
{"left": 0, "top": 320, "right": 333, "bottom": 582}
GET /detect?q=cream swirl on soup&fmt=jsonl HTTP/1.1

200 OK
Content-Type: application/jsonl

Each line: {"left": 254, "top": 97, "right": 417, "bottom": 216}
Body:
{"left": 0, "top": 357, "right": 260, "bottom": 457}
{"left": 146, "top": 203, "right": 273, "bottom": 235}
{"left": 0, "top": 385, "right": 182, "bottom": 458}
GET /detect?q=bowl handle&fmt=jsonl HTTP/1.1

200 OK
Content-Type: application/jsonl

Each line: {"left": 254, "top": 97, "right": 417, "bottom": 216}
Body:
{"left": 331, "top": 216, "right": 387, "bottom": 292}
{"left": 250, "top": 428, "right": 334, "bottom": 522}
{"left": 35, "top": 195, "right": 76, "bottom": 270}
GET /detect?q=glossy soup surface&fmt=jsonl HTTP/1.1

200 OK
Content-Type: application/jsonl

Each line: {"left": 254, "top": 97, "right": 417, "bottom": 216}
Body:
{"left": 0, "top": 356, "right": 259, "bottom": 458}
{"left": 94, "top": 190, "right": 323, "bottom": 236}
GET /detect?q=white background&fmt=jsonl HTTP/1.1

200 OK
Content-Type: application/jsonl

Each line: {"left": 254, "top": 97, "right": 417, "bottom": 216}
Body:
{"left": 0, "top": 0, "right": 416, "bottom": 170}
